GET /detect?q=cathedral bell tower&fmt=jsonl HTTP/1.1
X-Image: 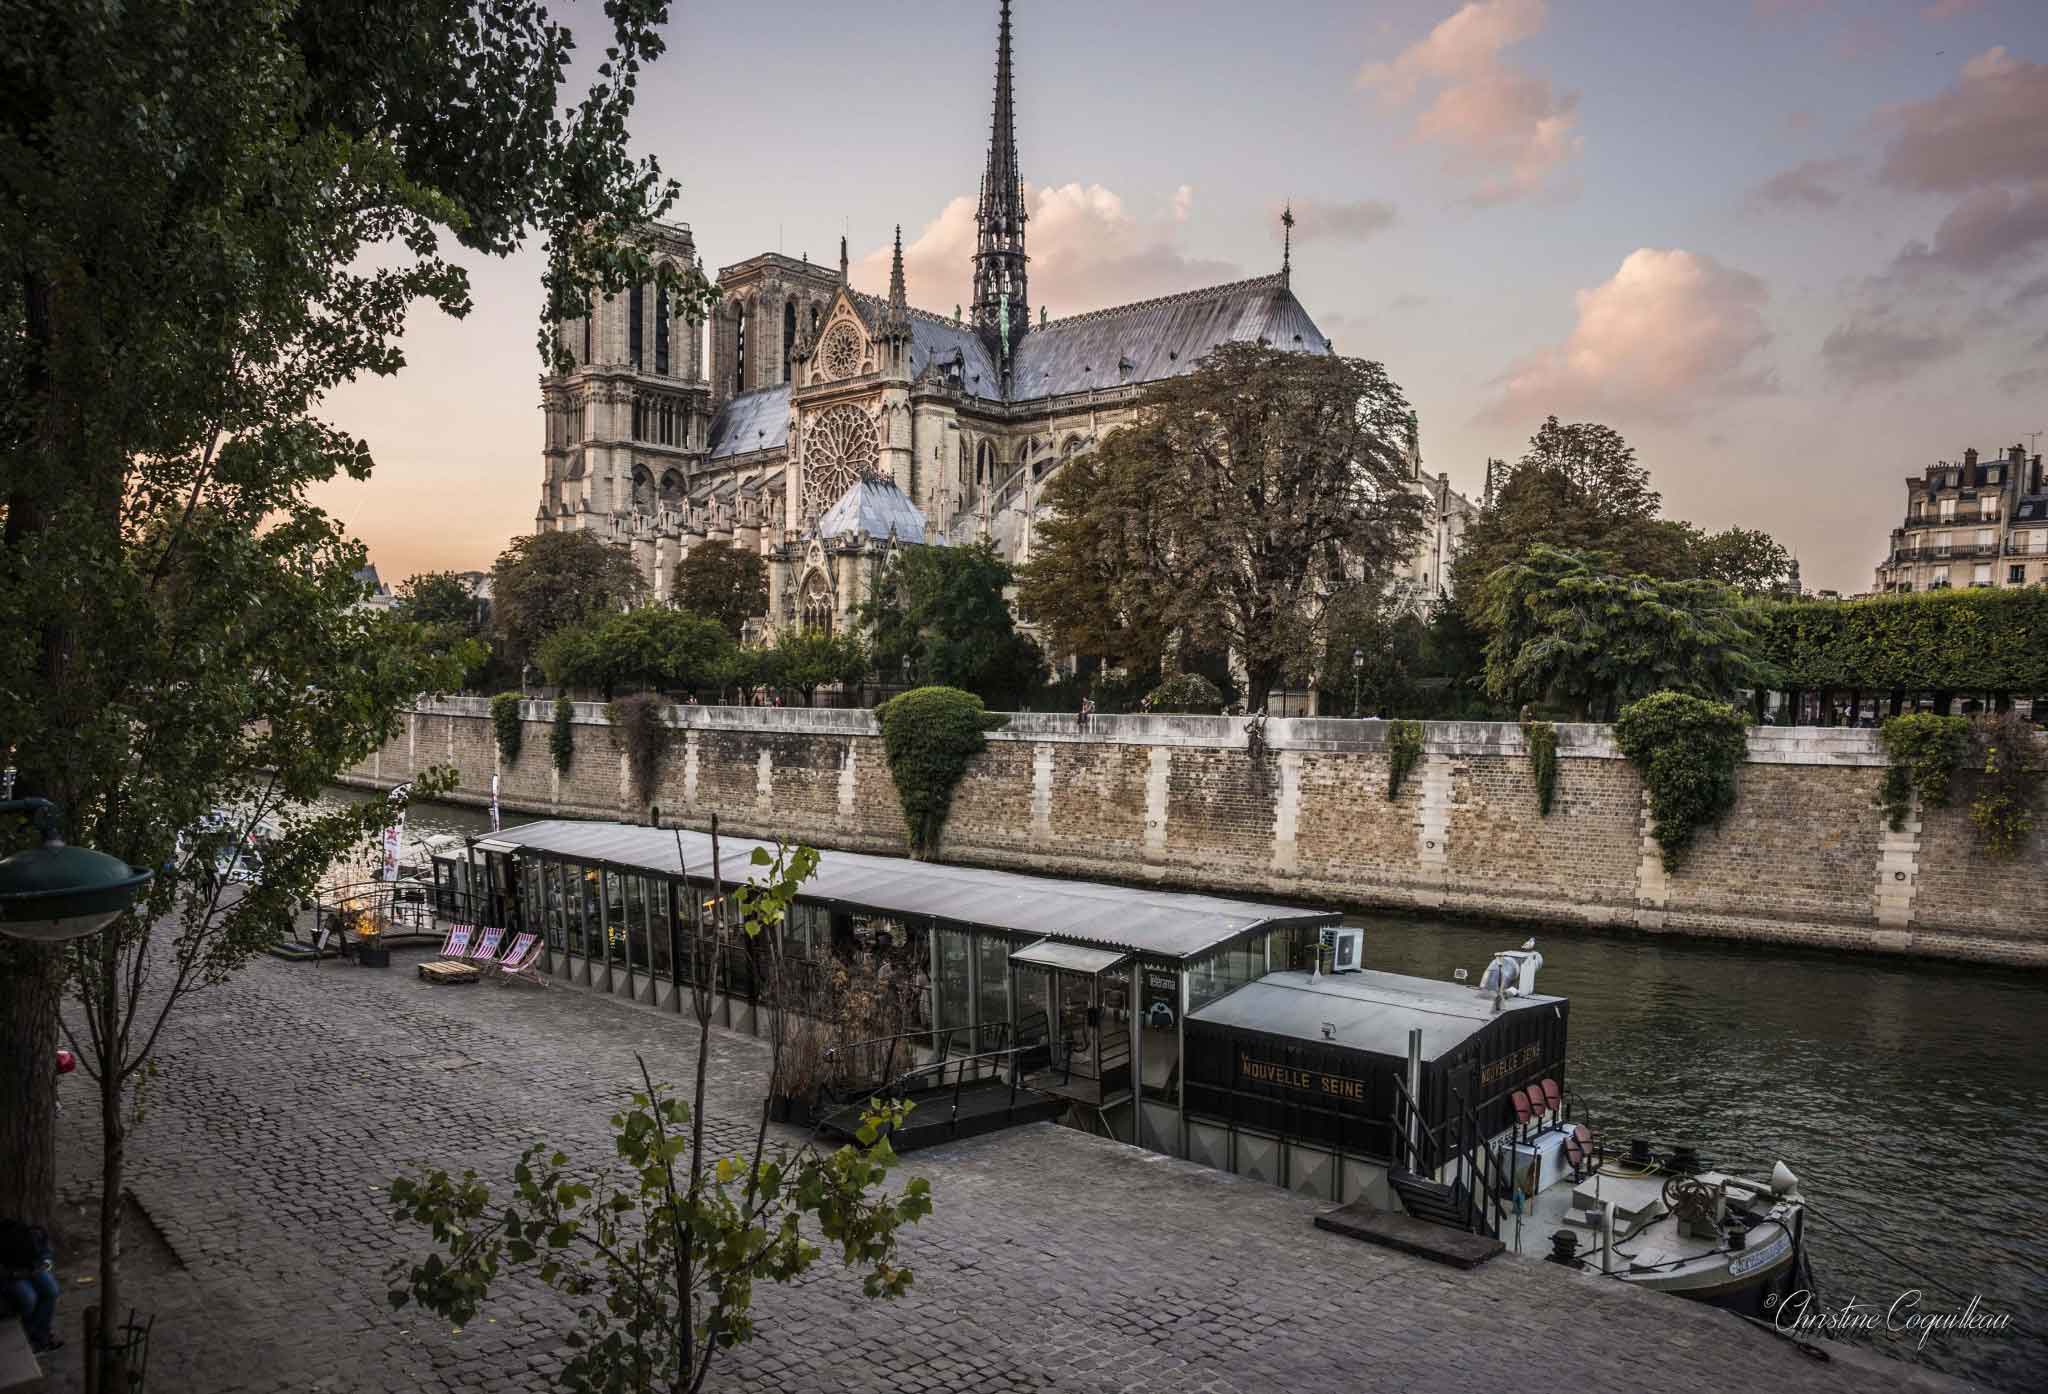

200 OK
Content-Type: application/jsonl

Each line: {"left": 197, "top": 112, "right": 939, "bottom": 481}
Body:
{"left": 971, "top": 0, "right": 1029, "bottom": 377}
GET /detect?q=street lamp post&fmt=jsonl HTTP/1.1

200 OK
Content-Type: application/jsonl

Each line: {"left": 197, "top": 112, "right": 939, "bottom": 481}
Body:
{"left": 0, "top": 799, "right": 154, "bottom": 943}
{"left": 1351, "top": 648, "right": 1364, "bottom": 720}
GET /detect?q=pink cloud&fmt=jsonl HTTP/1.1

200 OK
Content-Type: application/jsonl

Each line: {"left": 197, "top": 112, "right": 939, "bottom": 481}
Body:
{"left": 1879, "top": 48, "right": 2048, "bottom": 194}
{"left": 852, "top": 183, "right": 1241, "bottom": 321}
{"left": 1921, "top": 0, "right": 1982, "bottom": 20}
{"left": 1891, "top": 183, "right": 2048, "bottom": 275}
{"left": 1359, "top": 0, "right": 1581, "bottom": 205}
{"left": 1480, "top": 249, "right": 1776, "bottom": 425}
{"left": 1747, "top": 156, "right": 1859, "bottom": 211}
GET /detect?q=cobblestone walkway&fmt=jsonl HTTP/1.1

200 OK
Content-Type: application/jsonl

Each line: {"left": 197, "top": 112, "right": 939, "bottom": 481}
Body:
{"left": 47, "top": 951, "right": 1967, "bottom": 1393}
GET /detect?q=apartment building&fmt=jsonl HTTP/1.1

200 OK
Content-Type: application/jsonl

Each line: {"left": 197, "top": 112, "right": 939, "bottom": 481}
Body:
{"left": 1872, "top": 443, "right": 2048, "bottom": 593}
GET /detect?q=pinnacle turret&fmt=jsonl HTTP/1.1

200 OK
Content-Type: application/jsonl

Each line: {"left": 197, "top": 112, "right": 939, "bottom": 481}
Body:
{"left": 971, "top": 0, "right": 1029, "bottom": 369}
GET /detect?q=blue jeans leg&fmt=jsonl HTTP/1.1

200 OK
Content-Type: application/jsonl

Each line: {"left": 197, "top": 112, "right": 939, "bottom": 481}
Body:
{"left": 4, "top": 1270, "right": 58, "bottom": 1345}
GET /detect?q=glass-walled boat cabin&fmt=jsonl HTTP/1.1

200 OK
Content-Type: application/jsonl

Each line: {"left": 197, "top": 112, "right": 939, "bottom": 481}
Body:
{"left": 449, "top": 820, "right": 1341, "bottom": 1153}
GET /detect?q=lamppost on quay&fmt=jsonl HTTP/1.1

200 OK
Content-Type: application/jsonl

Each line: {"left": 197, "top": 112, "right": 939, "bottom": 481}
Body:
{"left": 0, "top": 798, "right": 154, "bottom": 942}
{"left": 1351, "top": 647, "right": 1364, "bottom": 720}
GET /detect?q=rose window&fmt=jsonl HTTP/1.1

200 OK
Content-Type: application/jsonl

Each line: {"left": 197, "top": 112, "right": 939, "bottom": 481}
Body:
{"left": 821, "top": 324, "right": 864, "bottom": 381}
{"left": 802, "top": 404, "right": 879, "bottom": 514}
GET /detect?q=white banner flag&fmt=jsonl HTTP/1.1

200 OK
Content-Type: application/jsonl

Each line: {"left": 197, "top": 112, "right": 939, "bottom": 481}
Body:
{"left": 382, "top": 782, "right": 409, "bottom": 882}
{"left": 490, "top": 773, "right": 501, "bottom": 833}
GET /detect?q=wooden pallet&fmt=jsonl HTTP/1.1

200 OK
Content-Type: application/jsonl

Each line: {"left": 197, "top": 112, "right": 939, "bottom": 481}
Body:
{"left": 418, "top": 960, "right": 481, "bottom": 985}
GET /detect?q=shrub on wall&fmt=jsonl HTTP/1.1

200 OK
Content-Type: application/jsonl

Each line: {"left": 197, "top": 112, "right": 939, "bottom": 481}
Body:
{"left": 1967, "top": 712, "right": 2041, "bottom": 858}
{"left": 551, "top": 695, "right": 576, "bottom": 775}
{"left": 1523, "top": 719, "right": 1558, "bottom": 816}
{"left": 491, "top": 691, "right": 524, "bottom": 765}
{"left": 1875, "top": 714, "right": 1970, "bottom": 830}
{"left": 1614, "top": 692, "right": 1749, "bottom": 872}
{"left": 1142, "top": 673, "right": 1225, "bottom": 715}
{"left": 1386, "top": 719, "right": 1425, "bottom": 801}
{"left": 875, "top": 686, "right": 1007, "bottom": 859}
{"left": 606, "top": 693, "right": 672, "bottom": 809}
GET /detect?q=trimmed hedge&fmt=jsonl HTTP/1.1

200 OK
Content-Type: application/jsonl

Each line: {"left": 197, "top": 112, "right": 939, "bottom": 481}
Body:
{"left": 1756, "top": 588, "right": 2048, "bottom": 694}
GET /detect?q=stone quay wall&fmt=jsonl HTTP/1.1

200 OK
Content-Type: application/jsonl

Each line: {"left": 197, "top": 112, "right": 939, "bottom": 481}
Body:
{"left": 339, "top": 698, "right": 2047, "bottom": 968}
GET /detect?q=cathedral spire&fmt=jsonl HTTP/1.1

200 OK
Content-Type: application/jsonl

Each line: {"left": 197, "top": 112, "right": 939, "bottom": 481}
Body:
{"left": 1281, "top": 202, "right": 1295, "bottom": 289}
{"left": 888, "top": 224, "right": 907, "bottom": 315}
{"left": 839, "top": 233, "right": 849, "bottom": 286}
{"left": 972, "top": 0, "right": 1029, "bottom": 367}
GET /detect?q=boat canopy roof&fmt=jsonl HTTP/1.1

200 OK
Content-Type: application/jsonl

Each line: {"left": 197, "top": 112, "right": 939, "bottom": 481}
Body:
{"left": 1187, "top": 969, "right": 1565, "bottom": 1061}
{"left": 491, "top": 819, "right": 1339, "bottom": 961}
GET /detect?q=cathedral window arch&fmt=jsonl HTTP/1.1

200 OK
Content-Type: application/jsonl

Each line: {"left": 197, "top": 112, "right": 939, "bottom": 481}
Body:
{"left": 782, "top": 299, "right": 797, "bottom": 383}
{"left": 630, "top": 282, "right": 647, "bottom": 369}
{"left": 733, "top": 303, "right": 747, "bottom": 394}
{"left": 582, "top": 311, "right": 591, "bottom": 365}
{"left": 655, "top": 280, "right": 671, "bottom": 375}
{"left": 631, "top": 464, "right": 654, "bottom": 512}
{"left": 799, "top": 570, "right": 835, "bottom": 633}
{"left": 974, "top": 439, "right": 997, "bottom": 494}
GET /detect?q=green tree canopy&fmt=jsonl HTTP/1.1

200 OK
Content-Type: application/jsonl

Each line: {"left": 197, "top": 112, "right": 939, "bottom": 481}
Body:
{"left": 1453, "top": 418, "right": 1796, "bottom": 616}
{"left": 1018, "top": 342, "right": 1425, "bottom": 713}
{"left": 1755, "top": 588, "right": 2048, "bottom": 695}
{"left": 491, "top": 531, "right": 649, "bottom": 669}
{"left": 395, "top": 570, "right": 490, "bottom": 685}
{"left": 0, "top": 0, "right": 694, "bottom": 1316}
{"left": 671, "top": 540, "right": 769, "bottom": 639}
{"left": 538, "top": 605, "right": 734, "bottom": 699}
{"left": 861, "top": 541, "right": 1044, "bottom": 708}
{"left": 774, "top": 627, "right": 869, "bottom": 705}
{"left": 1480, "top": 546, "right": 1772, "bottom": 719}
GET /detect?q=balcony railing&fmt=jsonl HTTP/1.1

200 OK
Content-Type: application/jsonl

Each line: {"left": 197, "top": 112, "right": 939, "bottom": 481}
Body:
{"left": 1903, "top": 512, "right": 2000, "bottom": 529}
{"left": 1889, "top": 543, "right": 2002, "bottom": 562}
{"left": 2006, "top": 538, "right": 2048, "bottom": 557}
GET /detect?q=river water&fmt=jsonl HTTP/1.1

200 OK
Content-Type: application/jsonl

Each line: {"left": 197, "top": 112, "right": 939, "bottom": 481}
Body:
{"left": 1355, "top": 912, "right": 2047, "bottom": 1390}
{"left": 314, "top": 788, "right": 2043, "bottom": 1387}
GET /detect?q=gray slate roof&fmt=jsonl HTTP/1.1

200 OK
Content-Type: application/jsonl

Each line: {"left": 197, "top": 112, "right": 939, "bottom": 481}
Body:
{"left": 817, "top": 477, "right": 928, "bottom": 544}
{"left": 490, "top": 819, "right": 1339, "bottom": 960}
{"left": 707, "top": 385, "right": 790, "bottom": 460}
{"left": 1012, "top": 273, "right": 1331, "bottom": 402}
{"left": 1189, "top": 969, "right": 1563, "bottom": 1060}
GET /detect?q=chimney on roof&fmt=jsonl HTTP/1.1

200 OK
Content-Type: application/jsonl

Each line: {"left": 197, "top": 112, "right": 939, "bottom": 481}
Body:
{"left": 1964, "top": 447, "right": 1979, "bottom": 470}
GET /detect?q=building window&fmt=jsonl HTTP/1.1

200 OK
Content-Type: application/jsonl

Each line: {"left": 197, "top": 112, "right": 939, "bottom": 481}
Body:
{"left": 1973, "top": 563, "right": 1992, "bottom": 586}
{"left": 1936, "top": 532, "right": 1952, "bottom": 553}
{"left": 1983, "top": 502, "right": 1999, "bottom": 521}
{"left": 1940, "top": 500, "right": 1956, "bottom": 521}
{"left": 2010, "top": 565, "right": 2027, "bottom": 585}
{"left": 734, "top": 305, "right": 747, "bottom": 394}
{"left": 1977, "top": 529, "right": 1994, "bottom": 549}
{"left": 582, "top": 313, "right": 592, "bottom": 365}
{"left": 783, "top": 300, "right": 797, "bottom": 384}
{"left": 655, "top": 284, "right": 671, "bottom": 376}
{"left": 1933, "top": 566, "right": 1950, "bottom": 587}
{"left": 630, "top": 283, "right": 645, "bottom": 369}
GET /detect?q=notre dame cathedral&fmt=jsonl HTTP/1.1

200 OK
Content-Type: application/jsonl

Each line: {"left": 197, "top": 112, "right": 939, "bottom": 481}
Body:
{"left": 534, "top": 2, "right": 1467, "bottom": 638}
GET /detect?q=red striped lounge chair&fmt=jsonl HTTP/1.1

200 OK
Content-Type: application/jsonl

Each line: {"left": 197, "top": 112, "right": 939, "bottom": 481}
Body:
{"left": 466, "top": 926, "right": 505, "bottom": 966}
{"left": 494, "top": 933, "right": 545, "bottom": 988}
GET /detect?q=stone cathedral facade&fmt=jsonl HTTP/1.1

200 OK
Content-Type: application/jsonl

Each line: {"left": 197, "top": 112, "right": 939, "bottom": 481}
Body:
{"left": 534, "top": 2, "right": 1466, "bottom": 638}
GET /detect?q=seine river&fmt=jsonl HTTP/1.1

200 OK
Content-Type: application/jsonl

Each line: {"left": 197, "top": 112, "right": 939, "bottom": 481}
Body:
{"left": 317, "top": 787, "right": 2043, "bottom": 1388}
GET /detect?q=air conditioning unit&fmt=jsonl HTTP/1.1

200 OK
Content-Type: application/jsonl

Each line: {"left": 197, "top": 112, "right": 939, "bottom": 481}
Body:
{"left": 1318, "top": 925, "right": 1364, "bottom": 974}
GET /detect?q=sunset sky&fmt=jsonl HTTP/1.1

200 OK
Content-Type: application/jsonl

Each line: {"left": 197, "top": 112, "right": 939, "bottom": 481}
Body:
{"left": 316, "top": 0, "right": 2048, "bottom": 595}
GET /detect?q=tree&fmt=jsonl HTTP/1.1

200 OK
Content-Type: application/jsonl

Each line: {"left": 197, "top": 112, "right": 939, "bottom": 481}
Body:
{"left": 774, "top": 628, "right": 869, "bottom": 706}
{"left": 1019, "top": 343, "right": 1424, "bottom": 713}
{"left": 538, "top": 607, "right": 734, "bottom": 699}
{"left": 1, "top": 0, "right": 697, "bottom": 1375}
{"left": 672, "top": 541, "right": 769, "bottom": 639}
{"left": 861, "top": 541, "right": 1043, "bottom": 708}
{"left": 1480, "top": 546, "right": 1773, "bottom": 719}
{"left": 1319, "top": 588, "right": 1429, "bottom": 717}
{"left": 395, "top": 571, "right": 491, "bottom": 686}
{"left": 492, "top": 531, "right": 649, "bottom": 670}
{"left": 391, "top": 839, "right": 932, "bottom": 1392}
{"left": 1694, "top": 526, "right": 1795, "bottom": 596}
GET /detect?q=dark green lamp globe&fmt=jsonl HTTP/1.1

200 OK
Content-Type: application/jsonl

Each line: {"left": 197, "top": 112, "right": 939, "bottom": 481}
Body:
{"left": 0, "top": 800, "right": 155, "bottom": 943}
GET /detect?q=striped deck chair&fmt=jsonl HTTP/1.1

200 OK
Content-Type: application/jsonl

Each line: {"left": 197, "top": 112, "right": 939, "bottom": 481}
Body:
{"left": 434, "top": 923, "right": 473, "bottom": 959}
{"left": 465, "top": 926, "right": 505, "bottom": 967}
{"left": 493, "top": 932, "right": 546, "bottom": 988}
